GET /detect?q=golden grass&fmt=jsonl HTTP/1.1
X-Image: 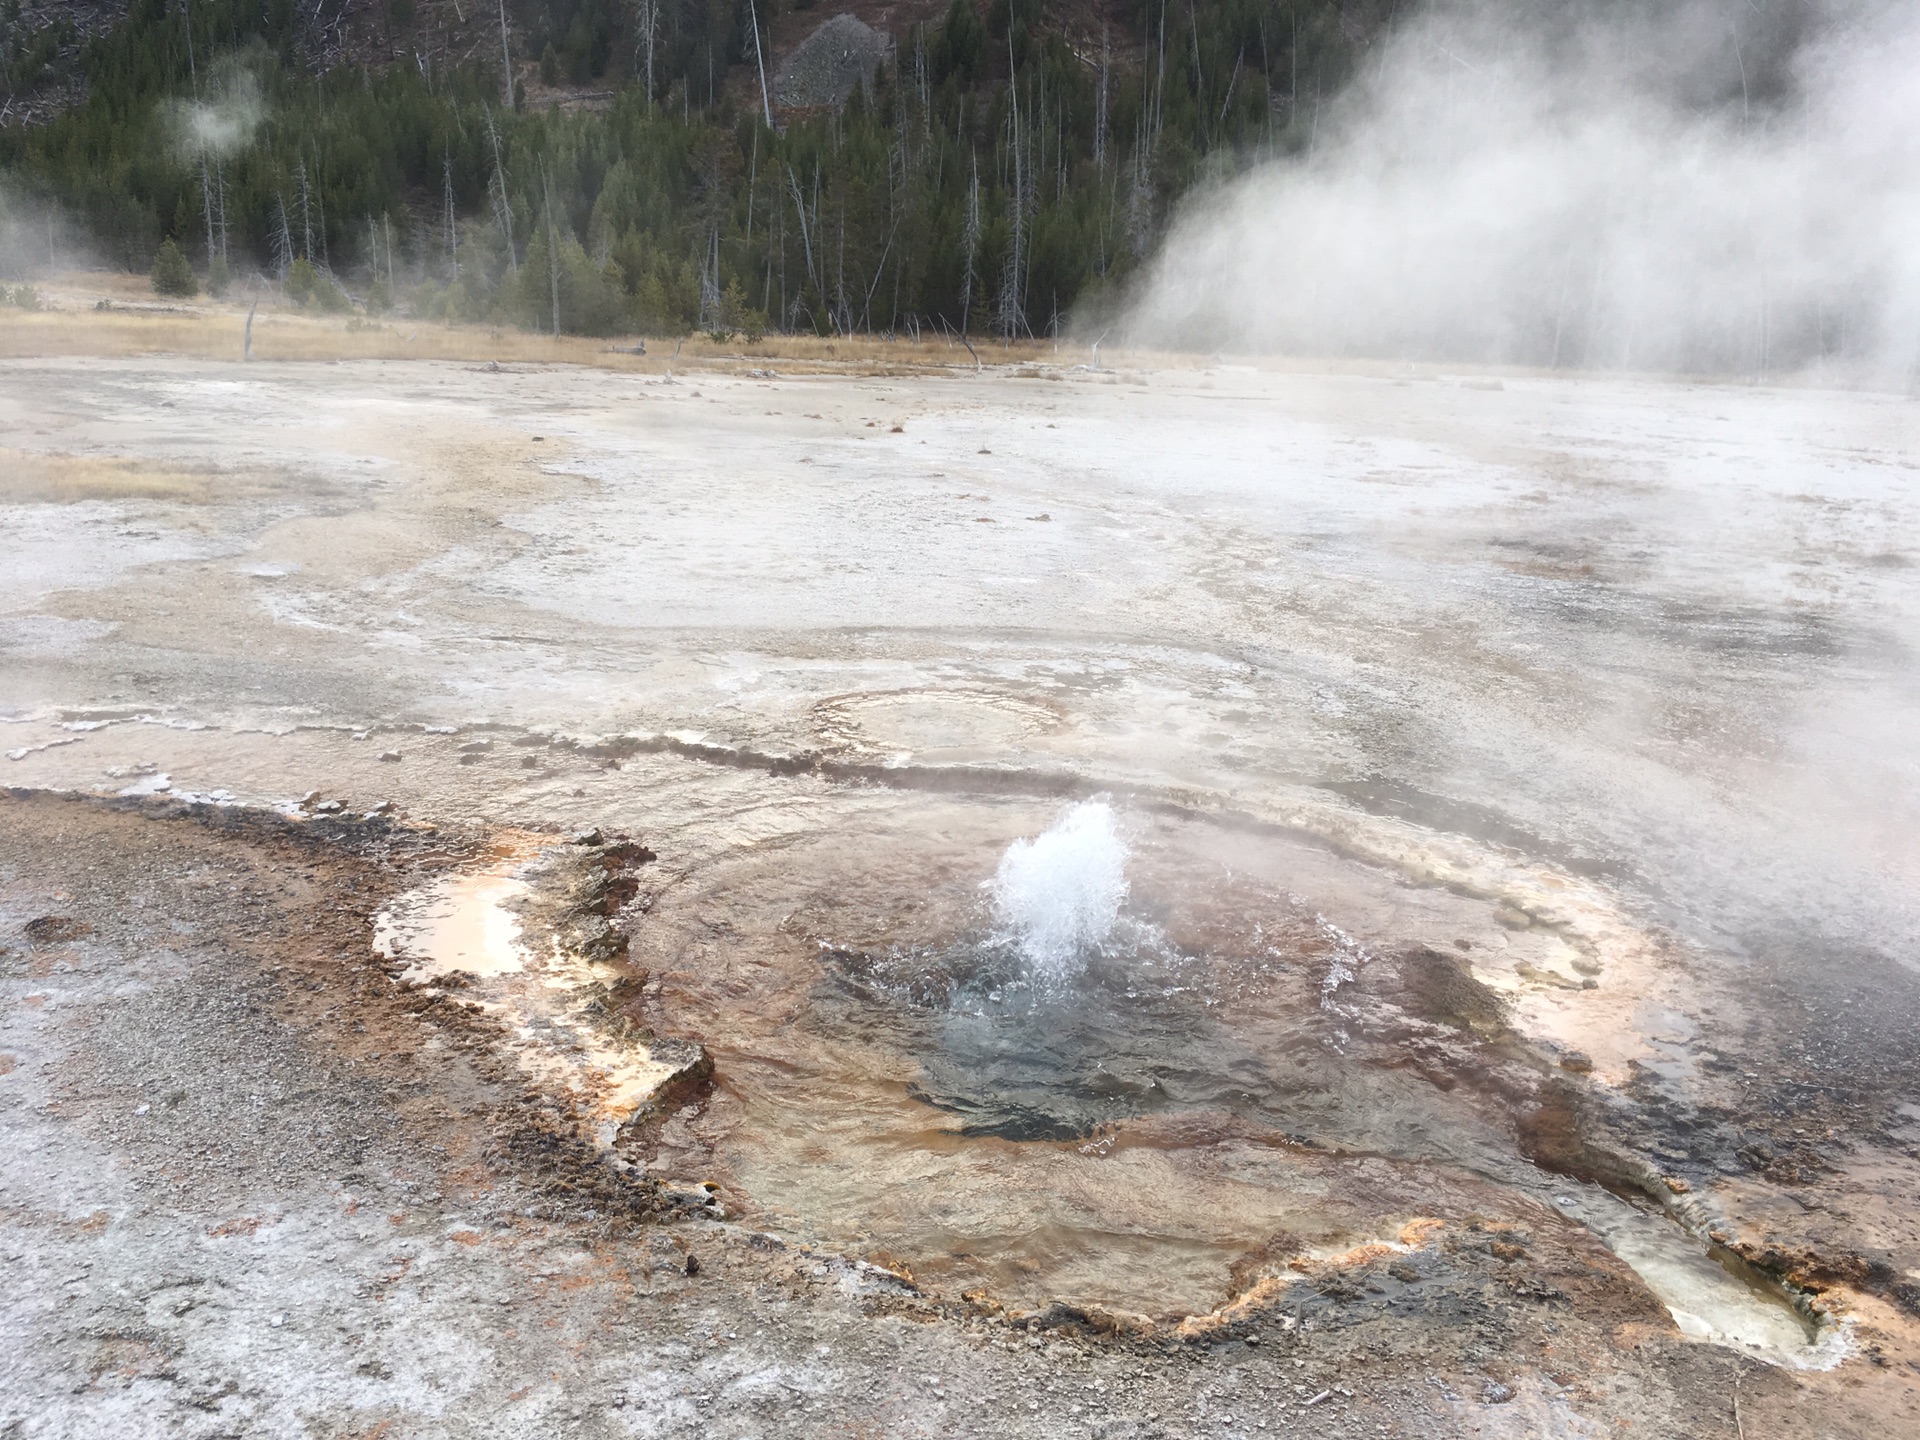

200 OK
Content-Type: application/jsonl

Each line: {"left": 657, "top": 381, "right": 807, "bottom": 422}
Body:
{"left": 0, "top": 447, "right": 215, "bottom": 503}
{"left": 0, "top": 271, "right": 1093, "bottom": 376}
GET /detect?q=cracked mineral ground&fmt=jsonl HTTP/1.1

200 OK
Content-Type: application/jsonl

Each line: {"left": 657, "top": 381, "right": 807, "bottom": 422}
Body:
{"left": 4, "top": 354, "right": 1920, "bottom": 1437}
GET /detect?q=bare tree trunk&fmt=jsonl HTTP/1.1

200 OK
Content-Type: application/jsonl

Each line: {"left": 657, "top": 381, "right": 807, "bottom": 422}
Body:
{"left": 181, "top": 0, "right": 197, "bottom": 91}
{"left": 635, "top": 0, "right": 659, "bottom": 109}
{"left": 785, "top": 165, "right": 818, "bottom": 296}
{"left": 296, "top": 160, "right": 314, "bottom": 263}
{"left": 199, "top": 151, "right": 217, "bottom": 266}
{"left": 746, "top": 0, "right": 773, "bottom": 129}
{"left": 273, "top": 194, "right": 294, "bottom": 278}
{"left": 1094, "top": 24, "right": 1108, "bottom": 172}
{"left": 497, "top": 0, "right": 514, "bottom": 107}
{"left": 444, "top": 155, "right": 459, "bottom": 283}
{"left": 541, "top": 162, "right": 561, "bottom": 338}
{"left": 1187, "top": 0, "right": 1207, "bottom": 149}
{"left": 959, "top": 153, "right": 980, "bottom": 335}
{"left": 486, "top": 110, "right": 517, "bottom": 271}
{"left": 745, "top": 129, "right": 757, "bottom": 242}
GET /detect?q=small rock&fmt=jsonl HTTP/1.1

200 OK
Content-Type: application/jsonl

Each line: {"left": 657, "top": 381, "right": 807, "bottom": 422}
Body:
{"left": 684, "top": 1253, "right": 700, "bottom": 1277}
{"left": 1664, "top": 1176, "right": 1692, "bottom": 1194}
{"left": 378, "top": 750, "right": 402, "bottom": 763}
{"left": 573, "top": 828, "right": 604, "bottom": 846}
{"left": 1560, "top": 1050, "right": 1594, "bottom": 1074}
{"left": 1483, "top": 1382, "right": 1514, "bottom": 1404}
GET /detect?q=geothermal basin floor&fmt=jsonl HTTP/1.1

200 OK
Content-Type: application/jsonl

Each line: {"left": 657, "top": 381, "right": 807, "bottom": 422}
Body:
{"left": 3, "top": 354, "right": 1919, "bottom": 1436}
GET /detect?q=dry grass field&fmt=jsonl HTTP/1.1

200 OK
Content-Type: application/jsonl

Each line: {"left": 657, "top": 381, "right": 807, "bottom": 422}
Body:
{"left": 0, "top": 269, "right": 1101, "bottom": 375}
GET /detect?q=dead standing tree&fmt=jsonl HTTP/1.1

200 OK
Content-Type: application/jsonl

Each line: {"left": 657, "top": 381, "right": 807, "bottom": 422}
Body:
{"left": 497, "top": 0, "right": 514, "bottom": 106}
{"left": 486, "top": 108, "right": 517, "bottom": 271}
{"left": 539, "top": 158, "right": 561, "bottom": 337}
{"left": 634, "top": 0, "right": 661, "bottom": 109}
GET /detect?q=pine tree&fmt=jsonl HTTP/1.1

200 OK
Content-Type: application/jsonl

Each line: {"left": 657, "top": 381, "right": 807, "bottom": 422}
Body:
{"left": 150, "top": 237, "right": 198, "bottom": 297}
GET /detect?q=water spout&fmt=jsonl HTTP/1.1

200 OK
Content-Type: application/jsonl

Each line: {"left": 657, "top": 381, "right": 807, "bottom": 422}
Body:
{"left": 989, "top": 800, "right": 1129, "bottom": 985}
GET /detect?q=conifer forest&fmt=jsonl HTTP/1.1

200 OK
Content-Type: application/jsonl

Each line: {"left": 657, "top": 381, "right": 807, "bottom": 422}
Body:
{"left": 0, "top": 0, "right": 1385, "bottom": 336}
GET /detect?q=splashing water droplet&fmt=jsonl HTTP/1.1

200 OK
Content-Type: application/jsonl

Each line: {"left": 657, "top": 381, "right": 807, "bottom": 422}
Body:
{"left": 989, "top": 800, "right": 1129, "bottom": 985}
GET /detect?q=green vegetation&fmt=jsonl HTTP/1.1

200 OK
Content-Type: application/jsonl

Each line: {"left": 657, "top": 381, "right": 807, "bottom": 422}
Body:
{"left": 149, "top": 235, "right": 197, "bottom": 295}
{"left": 0, "top": 0, "right": 1388, "bottom": 336}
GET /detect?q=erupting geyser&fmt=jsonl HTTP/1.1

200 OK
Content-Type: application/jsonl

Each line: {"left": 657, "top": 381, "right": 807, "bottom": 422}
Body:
{"left": 988, "top": 800, "right": 1129, "bottom": 985}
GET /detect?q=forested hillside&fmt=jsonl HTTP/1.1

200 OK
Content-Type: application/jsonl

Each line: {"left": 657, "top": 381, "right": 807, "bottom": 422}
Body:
{"left": 0, "top": 0, "right": 1391, "bottom": 336}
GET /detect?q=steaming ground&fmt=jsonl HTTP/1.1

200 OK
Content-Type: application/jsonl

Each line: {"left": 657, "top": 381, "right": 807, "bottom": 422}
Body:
{"left": 4, "top": 351, "right": 1920, "bottom": 1435}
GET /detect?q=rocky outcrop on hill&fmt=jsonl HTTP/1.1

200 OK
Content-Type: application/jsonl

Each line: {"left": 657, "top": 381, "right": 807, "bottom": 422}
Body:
{"left": 773, "top": 13, "right": 893, "bottom": 109}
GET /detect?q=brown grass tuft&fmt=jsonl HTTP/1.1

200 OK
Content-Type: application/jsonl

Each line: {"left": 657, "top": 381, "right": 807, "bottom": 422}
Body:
{"left": 0, "top": 448, "right": 217, "bottom": 503}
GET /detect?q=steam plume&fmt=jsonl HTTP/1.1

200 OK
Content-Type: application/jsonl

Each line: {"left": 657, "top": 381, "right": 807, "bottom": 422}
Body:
{"left": 162, "top": 64, "right": 264, "bottom": 162}
{"left": 1120, "top": 0, "right": 1920, "bottom": 379}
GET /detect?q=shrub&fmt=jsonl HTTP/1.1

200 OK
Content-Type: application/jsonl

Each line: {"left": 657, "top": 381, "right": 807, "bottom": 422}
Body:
{"left": 150, "top": 238, "right": 198, "bottom": 297}
{"left": 312, "top": 275, "right": 351, "bottom": 312}
{"left": 285, "top": 256, "right": 318, "bottom": 306}
{"left": 14, "top": 284, "right": 41, "bottom": 310}
{"left": 719, "top": 278, "right": 766, "bottom": 344}
{"left": 207, "top": 254, "right": 231, "bottom": 297}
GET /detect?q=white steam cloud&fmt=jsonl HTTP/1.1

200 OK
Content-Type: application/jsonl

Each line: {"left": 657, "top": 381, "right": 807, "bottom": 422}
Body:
{"left": 162, "top": 65, "right": 264, "bottom": 162}
{"left": 0, "top": 179, "right": 96, "bottom": 280}
{"left": 1121, "top": 0, "right": 1920, "bottom": 379}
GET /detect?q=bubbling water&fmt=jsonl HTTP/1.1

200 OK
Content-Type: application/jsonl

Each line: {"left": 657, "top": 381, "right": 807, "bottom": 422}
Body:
{"left": 989, "top": 800, "right": 1129, "bottom": 984}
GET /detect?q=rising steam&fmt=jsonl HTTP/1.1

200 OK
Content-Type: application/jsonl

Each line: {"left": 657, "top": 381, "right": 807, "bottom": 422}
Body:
{"left": 0, "top": 178, "right": 94, "bottom": 280}
{"left": 1121, "top": 0, "right": 1920, "bottom": 379}
{"left": 162, "top": 62, "right": 264, "bottom": 162}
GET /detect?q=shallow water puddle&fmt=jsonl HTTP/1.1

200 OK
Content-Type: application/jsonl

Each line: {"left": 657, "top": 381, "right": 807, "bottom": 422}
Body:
{"left": 373, "top": 842, "right": 700, "bottom": 1148}
{"left": 1552, "top": 1184, "right": 1844, "bottom": 1368}
{"left": 372, "top": 853, "right": 536, "bottom": 980}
